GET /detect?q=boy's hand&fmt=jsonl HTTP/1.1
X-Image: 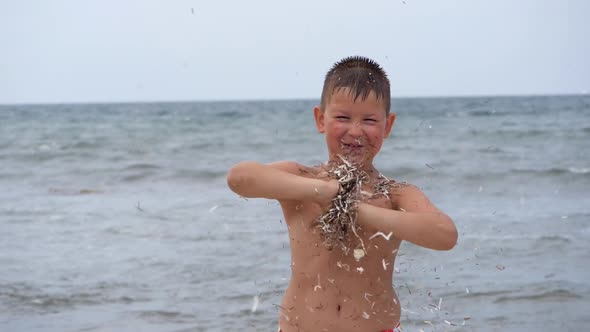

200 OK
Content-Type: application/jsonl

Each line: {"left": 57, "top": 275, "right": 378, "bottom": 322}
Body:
{"left": 315, "top": 178, "right": 340, "bottom": 212}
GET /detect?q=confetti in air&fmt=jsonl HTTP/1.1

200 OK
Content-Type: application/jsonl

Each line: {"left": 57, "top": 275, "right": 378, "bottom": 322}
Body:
{"left": 251, "top": 295, "right": 259, "bottom": 313}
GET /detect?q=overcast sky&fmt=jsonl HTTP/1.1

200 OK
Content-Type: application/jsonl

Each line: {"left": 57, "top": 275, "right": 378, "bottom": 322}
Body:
{"left": 1, "top": 0, "right": 589, "bottom": 104}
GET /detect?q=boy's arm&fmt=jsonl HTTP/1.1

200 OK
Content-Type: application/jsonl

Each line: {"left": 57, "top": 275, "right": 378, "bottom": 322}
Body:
{"left": 357, "top": 185, "right": 457, "bottom": 251}
{"left": 226, "top": 161, "right": 338, "bottom": 204}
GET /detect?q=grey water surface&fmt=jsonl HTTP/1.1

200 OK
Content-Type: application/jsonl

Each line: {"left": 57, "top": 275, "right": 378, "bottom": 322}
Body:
{"left": 1, "top": 95, "right": 589, "bottom": 331}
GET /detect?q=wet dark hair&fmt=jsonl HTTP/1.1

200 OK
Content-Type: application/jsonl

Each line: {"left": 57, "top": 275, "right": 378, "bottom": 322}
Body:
{"left": 320, "top": 56, "right": 391, "bottom": 114}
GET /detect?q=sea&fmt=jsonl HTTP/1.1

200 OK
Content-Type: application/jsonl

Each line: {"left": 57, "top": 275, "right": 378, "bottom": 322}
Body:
{"left": 0, "top": 95, "right": 589, "bottom": 332}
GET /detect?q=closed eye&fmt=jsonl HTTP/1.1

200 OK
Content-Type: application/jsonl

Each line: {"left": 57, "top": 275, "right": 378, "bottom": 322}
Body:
{"left": 364, "top": 119, "right": 377, "bottom": 123}
{"left": 335, "top": 116, "right": 350, "bottom": 120}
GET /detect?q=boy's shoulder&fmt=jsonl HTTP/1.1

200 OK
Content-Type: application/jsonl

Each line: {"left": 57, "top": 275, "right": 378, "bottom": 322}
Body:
{"left": 383, "top": 178, "right": 440, "bottom": 213}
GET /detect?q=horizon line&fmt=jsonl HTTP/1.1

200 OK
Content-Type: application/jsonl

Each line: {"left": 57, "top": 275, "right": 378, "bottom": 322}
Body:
{"left": 0, "top": 92, "right": 588, "bottom": 107}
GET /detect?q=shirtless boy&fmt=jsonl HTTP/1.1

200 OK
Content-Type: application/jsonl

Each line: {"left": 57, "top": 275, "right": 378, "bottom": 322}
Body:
{"left": 227, "top": 56, "right": 458, "bottom": 332}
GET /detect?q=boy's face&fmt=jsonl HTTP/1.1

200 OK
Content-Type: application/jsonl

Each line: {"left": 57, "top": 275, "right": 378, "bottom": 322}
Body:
{"left": 314, "top": 88, "right": 396, "bottom": 167}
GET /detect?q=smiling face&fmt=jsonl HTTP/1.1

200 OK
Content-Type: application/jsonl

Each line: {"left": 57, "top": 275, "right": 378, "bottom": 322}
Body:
{"left": 314, "top": 87, "right": 396, "bottom": 169}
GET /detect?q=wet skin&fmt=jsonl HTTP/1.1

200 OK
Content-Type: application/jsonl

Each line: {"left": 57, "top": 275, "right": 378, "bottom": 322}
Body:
{"left": 226, "top": 85, "right": 456, "bottom": 331}
{"left": 278, "top": 90, "right": 401, "bottom": 331}
{"left": 278, "top": 165, "right": 402, "bottom": 332}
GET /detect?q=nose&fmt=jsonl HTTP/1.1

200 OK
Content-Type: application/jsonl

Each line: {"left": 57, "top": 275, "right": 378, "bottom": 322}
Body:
{"left": 348, "top": 122, "right": 363, "bottom": 137}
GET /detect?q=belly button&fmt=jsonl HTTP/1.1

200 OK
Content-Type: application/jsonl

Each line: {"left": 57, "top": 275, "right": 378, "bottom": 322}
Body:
{"left": 337, "top": 304, "right": 341, "bottom": 312}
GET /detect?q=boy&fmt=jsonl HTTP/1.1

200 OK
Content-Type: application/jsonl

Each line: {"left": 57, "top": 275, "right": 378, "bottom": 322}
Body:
{"left": 227, "top": 56, "right": 457, "bottom": 332}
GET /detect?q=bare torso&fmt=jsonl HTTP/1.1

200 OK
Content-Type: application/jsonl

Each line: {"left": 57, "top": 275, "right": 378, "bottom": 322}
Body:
{"left": 278, "top": 165, "right": 402, "bottom": 332}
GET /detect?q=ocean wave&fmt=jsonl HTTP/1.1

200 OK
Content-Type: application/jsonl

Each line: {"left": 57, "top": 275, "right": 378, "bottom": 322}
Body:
{"left": 459, "top": 234, "right": 574, "bottom": 243}
{"left": 458, "top": 289, "right": 514, "bottom": 299}
{"left": 476, "top": 146, "right": 505, "bottom": 154}
{"left": 512, "top": 167, "right": 590, "bottom": 176}
{"left": 48, "top": 188, "right": 104, "bottom": 195}
{"left": 466, "top": 110, "right": 514, "bottom": 117}
{"left": 63, "top": 140, "right": 105, "bottom": 150}
{"left": 568, "top": 167, "right": 590, "bottom": 174}
{"left": 216, "top": 111, "right": 251, "bottom": 119}
{"left": 5, "top": 291, "right": 103, "bottom": 308}
{"left": 493, "top": 128, "right": 550, "bottom": 138}
{"left": 136, "top": 310, "right": 197, "bottom": 323}
{"left": 451, "top": 167, "right": 589, "bottom": 185}
{"left": 494, "top": 289, "right": 582, "bottom": 303}
{"left": 123, "top": 163, "right": 162, "bottom": 171}
{"left": 534, "top": 235, "right": 572, "bottom": 245}
{"left": 0, "top": 282, "right": 148, "bottom": 311}
{"left": 119, "top": 172, "right": 158, "bottom": 183}
{"left": 0, "top": 170, "right": 34, "bottom": 180}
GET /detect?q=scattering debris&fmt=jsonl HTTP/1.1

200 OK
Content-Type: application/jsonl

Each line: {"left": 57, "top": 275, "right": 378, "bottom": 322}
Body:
{"left": 251, "top": 295, "right": 259, "bottom": 313}
{"left": 315, "top": 155, "right": 368, "bottom": 252}
{"left": 315, "top": 155, "right": 407, "bottom": 252}
{"left": 370, "top": 231, "right": 393, "bottom": 241}
{"left": 314, "top": 274, "right": 322, "bottom": 291}
{"left": 208, "top": 205, "right": 218, "bottom": 213}
{"left": 353, "top": 248, "right": 366, "bottom": 261}
{"left": 336, "top": 261, "right": 350, "bottom": 271}
{"left": 136, "top": 202, "right": 145, "bottom": 212}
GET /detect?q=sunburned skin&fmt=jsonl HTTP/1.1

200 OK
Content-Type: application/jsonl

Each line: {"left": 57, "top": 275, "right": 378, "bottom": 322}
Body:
{"left": 278, "top": 162, "right": 407, "bottom": 332}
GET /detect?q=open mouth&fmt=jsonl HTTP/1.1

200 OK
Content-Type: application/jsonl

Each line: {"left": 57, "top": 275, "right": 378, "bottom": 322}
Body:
{"left": 342, "top": 143, "right": 363, "bottom": 148}
{"left": 341, "top": 139, "right": 364, "bottom": 149}
{"left": 340, "top": 143, "right": 366, "bottom": 156}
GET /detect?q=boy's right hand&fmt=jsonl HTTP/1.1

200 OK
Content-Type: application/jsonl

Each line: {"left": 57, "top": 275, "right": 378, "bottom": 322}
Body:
{"left": 315, "top": 178, "right": 340, "bottom": 212}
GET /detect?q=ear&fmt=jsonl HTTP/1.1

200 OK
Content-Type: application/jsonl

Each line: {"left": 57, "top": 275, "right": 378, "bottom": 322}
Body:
{"left": 313, "top": 105, "right": 325, "bottom": 133}
{"left": 384, "top": 112, "right": 396, "bottom": 138}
